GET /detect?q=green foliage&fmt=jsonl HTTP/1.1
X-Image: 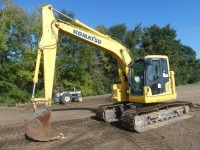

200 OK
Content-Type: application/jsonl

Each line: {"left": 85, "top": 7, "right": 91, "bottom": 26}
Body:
{"left": 192, "top": 81, "right": 200, "bottom": 85}
{"left": 125, "top": 23, "right": 143, "bottom": 59}
{"left": 96, "top": 24, "right": 129, "bottom": 84}
{"left": 0, "top": 0, "right": 199, "bottom": 104}
{"left": 0, "top": 0, "right": 40, "bottom": 104}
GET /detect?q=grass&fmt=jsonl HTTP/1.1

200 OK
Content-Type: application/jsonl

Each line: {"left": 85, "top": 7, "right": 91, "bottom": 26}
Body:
{"left": 194, "top": 81, "right": 200, "bottom": 85}
{"left": 188, "top": 81, "right": 200, "bottom": 86}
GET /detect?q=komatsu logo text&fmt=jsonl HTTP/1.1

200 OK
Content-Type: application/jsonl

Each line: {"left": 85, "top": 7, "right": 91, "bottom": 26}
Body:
{"left": 73, "top": 29, "right": 101, "bottom": 44}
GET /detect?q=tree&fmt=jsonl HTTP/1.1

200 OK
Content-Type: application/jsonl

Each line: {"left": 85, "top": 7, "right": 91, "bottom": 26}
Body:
{"left": 125, "top": 23, "right": 143, "bottom": 59}
{"left": 54, "top": 10, "right": 108, "bottom": 96}
{"left": 0, "top": 0, "right": 40, "bottom": 103}
{"left": 98, "top": 24, "right": 128, "bottom": 84}
{"left": 179, "top": 45, "right": 198, "bottom": 84}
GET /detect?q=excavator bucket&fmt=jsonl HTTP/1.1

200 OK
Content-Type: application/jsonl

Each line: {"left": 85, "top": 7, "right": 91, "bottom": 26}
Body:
{"left": 24, "top": 108, "right": 63, "bottom": 141}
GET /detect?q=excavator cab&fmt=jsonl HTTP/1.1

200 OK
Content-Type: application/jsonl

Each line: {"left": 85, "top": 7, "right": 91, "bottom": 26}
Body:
{"left": 129, "top": 55, "right": 177, "bottom": 103}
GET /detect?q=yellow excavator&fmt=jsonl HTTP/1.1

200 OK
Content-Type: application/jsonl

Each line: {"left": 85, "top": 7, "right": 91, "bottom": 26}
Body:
{"left": 24, "top": 5, "right": 194, "bottom": 141}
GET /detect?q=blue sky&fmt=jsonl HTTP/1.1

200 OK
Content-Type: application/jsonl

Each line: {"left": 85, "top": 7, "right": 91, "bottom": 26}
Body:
{"left": 14, "top": 0, "right": 200, "bottom": 59}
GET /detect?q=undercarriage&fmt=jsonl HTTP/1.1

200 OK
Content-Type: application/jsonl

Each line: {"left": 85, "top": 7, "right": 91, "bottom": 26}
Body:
{"left": 96, "top": 101, "right": 195, "bottom": 132}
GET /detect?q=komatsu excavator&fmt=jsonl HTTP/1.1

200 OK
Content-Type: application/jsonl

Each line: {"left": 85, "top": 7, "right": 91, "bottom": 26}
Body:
{"left": 24, "top": 5, "right": 194, "bottom": 141}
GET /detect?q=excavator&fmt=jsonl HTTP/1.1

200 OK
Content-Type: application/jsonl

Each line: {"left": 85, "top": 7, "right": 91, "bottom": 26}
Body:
{"left": 24, "top": 5, "right": 194, "bottom": 141}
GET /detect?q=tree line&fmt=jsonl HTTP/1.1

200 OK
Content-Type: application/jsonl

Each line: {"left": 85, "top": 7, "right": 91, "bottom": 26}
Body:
{"left": 0, "top": 0, "right": 200, "bottom": 104}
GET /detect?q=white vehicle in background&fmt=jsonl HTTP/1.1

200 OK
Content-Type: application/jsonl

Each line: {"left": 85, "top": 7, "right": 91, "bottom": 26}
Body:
{"left": 54, "top": 88, "right": 83, "bottom": 104}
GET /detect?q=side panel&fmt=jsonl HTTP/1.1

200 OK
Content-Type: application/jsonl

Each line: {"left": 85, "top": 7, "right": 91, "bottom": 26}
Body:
{"left": 112, "top": 84, "right": 127, "bottom": 102}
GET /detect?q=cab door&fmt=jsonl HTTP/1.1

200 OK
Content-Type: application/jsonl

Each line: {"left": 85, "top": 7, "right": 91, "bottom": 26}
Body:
{"left": 145, "top": 58, "right": 169, "bottom": 95}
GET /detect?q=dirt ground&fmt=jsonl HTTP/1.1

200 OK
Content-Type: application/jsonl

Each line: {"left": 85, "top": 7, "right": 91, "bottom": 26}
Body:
{"left": 0, "top": 85, "right": 200, "bottom": 150}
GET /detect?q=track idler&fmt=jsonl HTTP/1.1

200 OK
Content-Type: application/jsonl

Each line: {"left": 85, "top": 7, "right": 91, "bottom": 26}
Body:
{"left": 24, "top": 108, "right": 63, "bottom": 141}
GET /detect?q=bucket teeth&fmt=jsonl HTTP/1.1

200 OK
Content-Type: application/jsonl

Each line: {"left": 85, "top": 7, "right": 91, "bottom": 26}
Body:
{"left": 24, "top": 109, "right": 63, "bottom": 141}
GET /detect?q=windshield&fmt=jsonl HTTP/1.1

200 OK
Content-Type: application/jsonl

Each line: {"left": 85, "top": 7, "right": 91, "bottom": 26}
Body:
{"left": 130, "top": 59, "right": 144, "bottom": 95}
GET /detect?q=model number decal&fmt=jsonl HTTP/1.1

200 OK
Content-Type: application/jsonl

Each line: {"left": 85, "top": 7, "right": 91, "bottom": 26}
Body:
{"left": 73, "top": 29, "right": 101, "bottom": 44}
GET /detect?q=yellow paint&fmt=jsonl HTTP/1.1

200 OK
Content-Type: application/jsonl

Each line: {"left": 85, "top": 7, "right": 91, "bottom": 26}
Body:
{"left": 31, "top": 5, "right": 177, "bottom": 110}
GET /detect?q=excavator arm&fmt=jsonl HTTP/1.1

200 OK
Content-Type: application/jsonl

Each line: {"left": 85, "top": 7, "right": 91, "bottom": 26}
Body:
{"left": 25, "top": 5, "right": 132, "bottom": 141}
